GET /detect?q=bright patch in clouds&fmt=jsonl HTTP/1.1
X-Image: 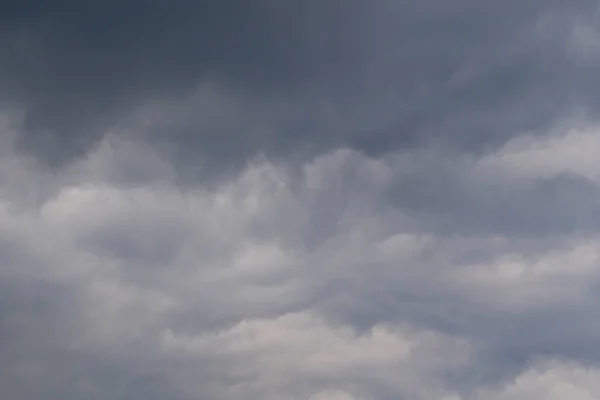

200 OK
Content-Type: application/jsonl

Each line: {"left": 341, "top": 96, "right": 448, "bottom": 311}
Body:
{"left": 481, "top": 125, "right": 600, "bottom": 182}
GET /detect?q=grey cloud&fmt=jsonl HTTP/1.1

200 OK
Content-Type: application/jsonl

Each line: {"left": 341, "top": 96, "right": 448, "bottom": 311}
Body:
{"left": 2, "top": 0, "right": 600, "bottom": 170}
{"left": 4, "top": 134, "right": 600, "bottom": 398}
{"left": 4, "top": 2, "right": 600, "bottom": 400}
{"left": 1, "top": 0, "right": 374, "bottom": 165}
{"left": 386, "top": 160, "right": 600, "bottom": 236}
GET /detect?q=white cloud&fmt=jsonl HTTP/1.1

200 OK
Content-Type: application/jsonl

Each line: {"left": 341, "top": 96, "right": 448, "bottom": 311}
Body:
{"left": 474, "top": 361, "right": 600, "bottom": 400}
{"left": 479, "top": 124, "right": 600, "bottom": 183}
{"left": 160, "top": 311, "right": 470, "bottom": 399}
{"left": 3, "top": 114, "right": 600, "bottom": 399}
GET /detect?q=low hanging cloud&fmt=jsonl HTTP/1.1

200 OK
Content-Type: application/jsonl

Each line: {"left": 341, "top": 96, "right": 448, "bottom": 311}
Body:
{"left": 3, "top": 0, "right": 600, "bottom": 167}
{"left": 3, "top": 1, "right": 600, "bottom": 400}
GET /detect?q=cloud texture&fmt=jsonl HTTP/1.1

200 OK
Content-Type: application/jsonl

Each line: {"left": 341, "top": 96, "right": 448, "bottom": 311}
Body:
{"left": 2, "top": 1, "right": 600, "bottom": 399}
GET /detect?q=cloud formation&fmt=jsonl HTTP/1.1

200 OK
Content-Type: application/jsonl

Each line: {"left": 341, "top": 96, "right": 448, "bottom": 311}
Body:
{"left": 2, "top": 1, "right": 600, "bottom": 399}
{"left": 3, "top": 0, "right": 600, "bottom": 167}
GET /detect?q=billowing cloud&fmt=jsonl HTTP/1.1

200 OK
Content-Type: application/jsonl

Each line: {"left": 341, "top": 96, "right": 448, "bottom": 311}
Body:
{"left": 2, "top": 2, "right": 600, "bottom": 399}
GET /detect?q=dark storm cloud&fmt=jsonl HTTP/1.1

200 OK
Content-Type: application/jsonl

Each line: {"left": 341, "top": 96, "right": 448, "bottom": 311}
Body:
{"left": 1, "top": 0, "right": 375, "bottom": 164}
{"left": 1, "top": 0, "right": 599, "bottom": 168}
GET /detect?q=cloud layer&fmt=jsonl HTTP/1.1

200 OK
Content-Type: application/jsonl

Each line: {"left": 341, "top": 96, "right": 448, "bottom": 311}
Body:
{"left": 2, "top": 1, "right": 600, "bottom": 399}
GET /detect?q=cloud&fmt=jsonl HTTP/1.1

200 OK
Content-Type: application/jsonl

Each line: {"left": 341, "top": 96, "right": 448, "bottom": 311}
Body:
{"left": 2, "top": 1, "right": 600, "bottom": 169}
{"left": 159, "top": 311, "right": 471, "bottom": 400}
{"left": 480, "top": 123, "right": 600, "bottom": 182}
{"left": 3, "top": 2, "right": 600, "bottom": 399}
{"left": 1, "top": 0, "right": 376, "bottom": 166}
{"left": 474, "top": 361, "right": 600, "bottom": 400}
{"left": 3, "top": 113, "right": 600, "bottom": 398}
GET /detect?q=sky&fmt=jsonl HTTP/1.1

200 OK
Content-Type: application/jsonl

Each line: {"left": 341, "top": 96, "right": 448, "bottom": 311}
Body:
{"left": 2, "top": 1, "right": 600, "bottom": 399}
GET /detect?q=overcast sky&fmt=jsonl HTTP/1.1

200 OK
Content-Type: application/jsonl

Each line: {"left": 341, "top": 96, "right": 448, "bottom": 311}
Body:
{"left": 2, "top": 1, "right": 600, "bottom": 399}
